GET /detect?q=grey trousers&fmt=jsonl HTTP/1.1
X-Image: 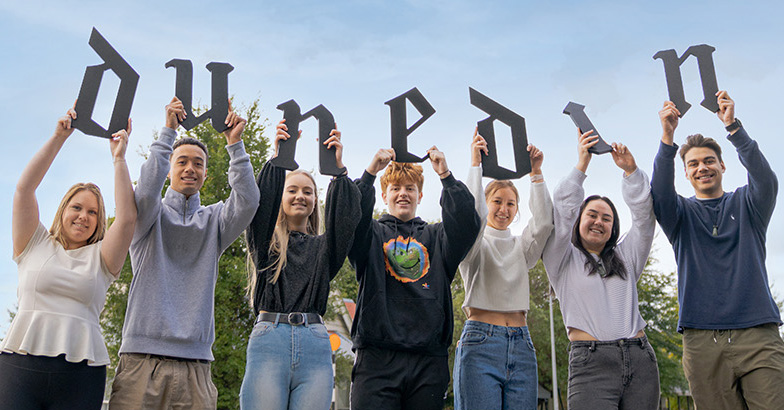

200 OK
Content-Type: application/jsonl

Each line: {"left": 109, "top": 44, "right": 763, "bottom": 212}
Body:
{"left": 567, "top": 336, "right": 660, "bottom": 410}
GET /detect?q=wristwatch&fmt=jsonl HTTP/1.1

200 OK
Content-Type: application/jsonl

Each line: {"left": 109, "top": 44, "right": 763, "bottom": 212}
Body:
{"left": 725, "top": 118, "right": 742, "bottom": 132}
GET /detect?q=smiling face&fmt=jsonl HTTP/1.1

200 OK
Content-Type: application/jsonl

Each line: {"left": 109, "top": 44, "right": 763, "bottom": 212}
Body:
{"left": 578, "top": 199, "right": 614, "bottom": 254}
{"left": 486, "top": 187, "right": 518, "bottom": 230}
{"left": 684, "top": 147, "right": 725, "bottom": 199}
{"left": 169, "top": 144, "right": 207, "bottom": 198}
{"left": 382, "top": 180, "right": 423, "bottom": 222}
{"left": 281, "top": 172, "right": 316, "bottom": 227}
{"left": 60, "top": 190, "right": 100, "bottom": 249}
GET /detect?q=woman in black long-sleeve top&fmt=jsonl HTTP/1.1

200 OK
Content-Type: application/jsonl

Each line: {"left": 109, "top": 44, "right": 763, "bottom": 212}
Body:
{"left": 239, "top": 120, "right": 361, "bottom": 410}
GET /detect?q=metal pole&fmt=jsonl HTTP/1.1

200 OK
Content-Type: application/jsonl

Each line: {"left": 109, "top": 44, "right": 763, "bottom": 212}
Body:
{"left": 549, "top": 292, "right": 559, "bottom": 410}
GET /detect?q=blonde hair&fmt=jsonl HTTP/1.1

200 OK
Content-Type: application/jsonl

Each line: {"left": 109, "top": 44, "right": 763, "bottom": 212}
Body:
{"left": 247, "top": 170, "right": 321, "bottom": 306}
{"left": 49, "top": 183, "right": 106, "bottom": 248}
{"left": 380, "top": 162, "right": 424, "bottom": 192}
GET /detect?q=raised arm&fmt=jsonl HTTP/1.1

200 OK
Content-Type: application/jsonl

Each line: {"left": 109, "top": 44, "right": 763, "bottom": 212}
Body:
{"left": 612, "top": 144, "right": 655, "bottom": 281}
{"left": 718, "top": 91, "right": 778, "bottom": 226}
{"left": 520, "top": 144, "right": 554, "bottom": 268}
{"left": 13, "top": 106, "right": 77, "bottom": 257}
{"left": 133, "top": 98, "right": 184, "bottom": 241}
{"left": 348, "top": 148, "right": 394, "bottom": 273}
{"left": 651, "top": 101, "right": 683, "bottom": 239}
{"left": 462, "top": 130, "right": 490, "bottom": 264}
{"left": 218, "top": 105, "right": 261, "bottom": 252}
{"left": 429, "top": 146, "right": 481, "bottom": 279}
{"left": 321, "top": 125, "right": 362, "bottom": 279}
{"left": 101, "top": 120, "right": 137, "bottom": 276}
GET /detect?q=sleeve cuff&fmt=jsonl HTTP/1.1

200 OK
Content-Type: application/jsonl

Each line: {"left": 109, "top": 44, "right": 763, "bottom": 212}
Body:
{"left": 360, "top": 170, "right": 377, "bottom": 185}
{"left": 159, "top": 127, "right": 177, "bottom": 145}
{"left": 440, "top": 172, "right": 458, "bottom": 187}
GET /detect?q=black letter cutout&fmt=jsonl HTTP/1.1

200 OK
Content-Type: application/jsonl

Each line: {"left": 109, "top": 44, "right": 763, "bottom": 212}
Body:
{"left": 384, "top": 87, "right": 436, "bottom": 163}
{"left": 469, "top": 88, "right": 531, "bottom": 180}
{"left": 270, "top": 100, "right": 346, "bottom": 176}
{"left": 562, "top": 102, "right": 613, "bottom": 155}
{"left": 653, "top": 44, "right": 719, "bottom": 116}
{"left": 165, "top": 59, "right": 234, "bottom": 133}
{"left": 72, "top": 28, "right": 139, "bottom": 139}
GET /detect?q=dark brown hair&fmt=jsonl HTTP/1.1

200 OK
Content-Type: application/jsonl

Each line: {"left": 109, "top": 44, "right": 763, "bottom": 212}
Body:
{"left": 679, "top": 133, "right": 723, "bottom": 164}
{"left": 571, "top": 195, "right": 626, "bottom": 279}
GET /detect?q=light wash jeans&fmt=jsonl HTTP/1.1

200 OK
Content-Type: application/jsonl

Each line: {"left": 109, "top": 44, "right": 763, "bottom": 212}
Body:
{"left": 453, "top": 320, "right": 538, "bottom": 410}
{"left": 239, "top": 319, "right": 333, "bottom": 410}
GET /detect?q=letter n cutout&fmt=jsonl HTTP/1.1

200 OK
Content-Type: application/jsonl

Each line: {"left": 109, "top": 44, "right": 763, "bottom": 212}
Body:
{"left": 271, "top": 100, "right": 346, "bottom": 176}
{"left": 166, "top": 59, "right": 234, "bottom": 133}
{"left": 653, "top": 44, "right": 719, "bottom": 116}
{"left": 72, "top": 28, "right": 139, "bottom": 139}
{"left": 469, "top": 88, "right": 531, "bottom": 180}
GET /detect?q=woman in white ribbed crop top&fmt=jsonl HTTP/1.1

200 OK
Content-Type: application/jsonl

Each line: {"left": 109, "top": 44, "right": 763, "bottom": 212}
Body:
{"left": 0, "top": 105, "right": 136, "bottom": 410}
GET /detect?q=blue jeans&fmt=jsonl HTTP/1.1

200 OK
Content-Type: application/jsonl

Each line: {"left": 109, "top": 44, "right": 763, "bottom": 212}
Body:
{"left": 453, "top": 320, "right": 538, "bottom": 410}
{"left": 239, "top": 319, "right": 333, "bottom": 410}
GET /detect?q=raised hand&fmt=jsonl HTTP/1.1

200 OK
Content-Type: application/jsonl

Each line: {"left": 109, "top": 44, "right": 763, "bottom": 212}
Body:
{"left": 223, "top": 99, "right": 247, "bottom": 145}
{"left": 165, "top": 96, "right": 186, "bottom": 130}
{"left": 366, "top": 148, "right": 395, "bottom": 176}
{"left": 427, "top": 146, "right": 450, "bottom": 178}
{"left": 716, "top": 90, "right": 735, "bottom": 127}
{"left": 273, "top": 119, "right": 301, "bottom": 158}
{"left": 528, "top": 144, "right": 544, "bottom": 175}
{"left": 611, "top": 142, "right": 637, "bottom": 176}
{"left": 54, "top": 103, "right": 78, "bottom": 139}
{"left": 110, "top": 118, "right": 132, "bottom": 161}
{"left": 576, "top": 129, "right": 598, "bottom": 173}
{"left": 659, "top": 101, "right": 680, "bottom": 145}
{"left": 323, "top": 123, "right": 344, "bottom": 171}
{"left": 470, "top": 127, "right": 488, "bottom": 167}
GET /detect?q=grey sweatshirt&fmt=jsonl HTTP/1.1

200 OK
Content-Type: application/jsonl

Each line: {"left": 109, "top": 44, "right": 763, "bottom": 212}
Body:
{"left": 119, "top": 127, "right": 260, "bottom": 360}
{"left": 542, "top": 167, "right": 654, "bottom": 341}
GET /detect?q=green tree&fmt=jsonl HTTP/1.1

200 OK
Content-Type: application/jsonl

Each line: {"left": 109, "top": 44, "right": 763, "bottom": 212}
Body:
{"left": 100, "top": 100, "right": 269, "bottom": 410}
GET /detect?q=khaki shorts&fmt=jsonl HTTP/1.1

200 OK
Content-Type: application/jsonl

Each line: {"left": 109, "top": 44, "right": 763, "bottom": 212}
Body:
{"left": 683, "top": 323, "right": 784, "bottom": 410}
{"left": 108, "top": 353, "right": 218, "bottom": 410}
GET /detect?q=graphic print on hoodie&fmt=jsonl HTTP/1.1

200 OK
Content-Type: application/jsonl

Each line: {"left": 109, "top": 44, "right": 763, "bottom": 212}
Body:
{"left": 384, "top": 236, "right": 430, "bottom": 283}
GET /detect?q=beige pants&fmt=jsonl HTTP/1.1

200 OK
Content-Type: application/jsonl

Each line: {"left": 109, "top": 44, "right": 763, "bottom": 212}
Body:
{"left": 108, "top": 353, "right": 218, "bottom": 410}
{"left": 683, "top": 323, "right": 784, "bottom": 410}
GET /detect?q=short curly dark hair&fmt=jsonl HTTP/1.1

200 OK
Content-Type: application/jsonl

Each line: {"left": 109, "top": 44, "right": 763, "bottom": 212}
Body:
{"left": 172, "top": 137, "right": 209, "bottom": 167}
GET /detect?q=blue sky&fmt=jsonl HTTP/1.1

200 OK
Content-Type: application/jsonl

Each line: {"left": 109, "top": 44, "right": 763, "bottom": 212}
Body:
{"left": 1, "top": 1, "right": 783, "bottom": 337}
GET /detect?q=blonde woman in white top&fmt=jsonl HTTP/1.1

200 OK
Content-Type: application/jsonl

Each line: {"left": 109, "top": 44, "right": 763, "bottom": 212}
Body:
{"left": 453, "top": 130, "right": 554, "bottom": 410}
{"left": 0, "top": 106, "right": 136, "bottom": 410}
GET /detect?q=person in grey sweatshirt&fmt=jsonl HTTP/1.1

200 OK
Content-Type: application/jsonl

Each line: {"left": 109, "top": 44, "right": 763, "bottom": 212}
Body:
{"left": 108, "top": 97, "right": 260, "bottom": 410}
{"left": 542, "top": 129, "right": 659, "bottom": 410}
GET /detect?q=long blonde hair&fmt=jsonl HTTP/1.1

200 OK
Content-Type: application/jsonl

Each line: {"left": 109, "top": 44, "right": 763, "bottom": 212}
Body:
{"left": 247, "top": 170, "right": 321, "bottom": 306}
{"left": 49, "top": 183, "right": 106, "bottom": 248}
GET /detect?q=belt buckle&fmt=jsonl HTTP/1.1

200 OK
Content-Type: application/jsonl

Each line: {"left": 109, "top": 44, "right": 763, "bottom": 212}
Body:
{"left": 288, "top": 312, "right": 305, "bottom": 326}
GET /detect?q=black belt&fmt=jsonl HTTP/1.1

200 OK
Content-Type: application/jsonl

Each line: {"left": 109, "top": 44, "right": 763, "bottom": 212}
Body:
{"left": 256, "top": 312, "right": 323, "bottom": 326}
{"left": 138, "top": 353, "right": 210, "bottom": 364}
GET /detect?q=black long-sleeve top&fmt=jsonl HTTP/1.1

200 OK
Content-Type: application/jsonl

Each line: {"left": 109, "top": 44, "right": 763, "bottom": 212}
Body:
{"left": 246, "top": 161, "right": 361, "bottom": 316}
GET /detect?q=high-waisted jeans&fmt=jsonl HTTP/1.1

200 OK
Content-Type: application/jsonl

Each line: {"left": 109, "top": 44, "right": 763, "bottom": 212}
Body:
{"left": 239, "top": 318, "right": 333, "bottom": 410}
{"left": 453, "top": 320, "right": 538, "bottom": 410}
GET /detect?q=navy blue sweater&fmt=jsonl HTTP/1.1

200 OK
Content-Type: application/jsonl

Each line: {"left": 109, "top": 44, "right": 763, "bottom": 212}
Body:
{"left": 651, "top": 127, "right": 781, "bottom": 332}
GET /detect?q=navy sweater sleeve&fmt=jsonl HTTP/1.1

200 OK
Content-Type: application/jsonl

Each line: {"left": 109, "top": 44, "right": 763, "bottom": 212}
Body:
{"left": 651, "top": 141, "right": 682, "bottom": 242}
{"left": 730, "top": 127, "right": 778, "bottom": 227}
{"left": 438, "top": 173, "right": 482, "bottom": 281}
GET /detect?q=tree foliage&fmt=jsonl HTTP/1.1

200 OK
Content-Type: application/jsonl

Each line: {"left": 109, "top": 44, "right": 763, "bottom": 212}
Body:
{"left": 100, "top": 100, "right": 269, "bottom": 410}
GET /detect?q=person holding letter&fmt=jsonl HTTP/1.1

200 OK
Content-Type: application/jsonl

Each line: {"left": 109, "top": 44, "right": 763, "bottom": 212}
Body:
{"left": 653, "top": 91, "right": 784, "bottom": 409}
{"left": 0, "top": 106, "right": 135, "bottom": 410}
{"left": 542, "top": 130, "right": 659, "bottom": 410}
{"left": 240, "top": 120, "right": 360, "bottom": 410}
{"left": 348, "top": 147, "right": 481, "bottom": 410}
{"left": 452, "top": 129, "right": 553, "bottom": 410}
{"left": 108, "top": 97, "right": 259, "bottom": 410}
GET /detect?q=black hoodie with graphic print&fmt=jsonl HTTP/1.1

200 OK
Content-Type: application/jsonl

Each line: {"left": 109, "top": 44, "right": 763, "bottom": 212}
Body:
{"left": 348, "top": 170, "right": 481, "bottom": 356}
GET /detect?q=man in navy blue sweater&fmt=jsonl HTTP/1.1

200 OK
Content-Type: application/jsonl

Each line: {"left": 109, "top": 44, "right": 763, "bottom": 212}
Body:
{"left": 652, "top": 91, "right": 784, "bottom": 409}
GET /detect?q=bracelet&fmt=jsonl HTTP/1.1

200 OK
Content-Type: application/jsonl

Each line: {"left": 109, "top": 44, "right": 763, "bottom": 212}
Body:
{"left": 438, "top": 170, "right": 451, "bottom": 178}
{"left": 530, "top": 174, "right": 544, "bottom": 183}
{"left": 113, "top": 158, "right": 127, "bottom": 164}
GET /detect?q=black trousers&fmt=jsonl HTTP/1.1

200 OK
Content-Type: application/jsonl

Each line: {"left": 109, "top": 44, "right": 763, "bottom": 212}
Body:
{"left": 0, "top": 352, "right": 106, "bottom": 410}
{"left": 350, "top": 346, "right": 449, "bottom": 410}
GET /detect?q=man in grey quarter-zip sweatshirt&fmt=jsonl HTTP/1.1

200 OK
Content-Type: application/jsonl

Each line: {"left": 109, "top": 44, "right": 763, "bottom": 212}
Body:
{"left": 108, "top": 97, "right": 259, "bottom": 410}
